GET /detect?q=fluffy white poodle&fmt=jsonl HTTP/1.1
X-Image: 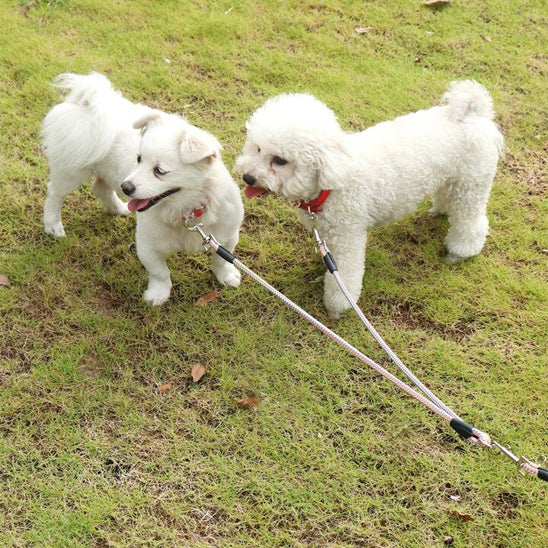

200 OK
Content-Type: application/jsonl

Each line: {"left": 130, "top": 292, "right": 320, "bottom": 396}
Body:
{"left": 236, "top": 80, "right": 504, "bottom": 318}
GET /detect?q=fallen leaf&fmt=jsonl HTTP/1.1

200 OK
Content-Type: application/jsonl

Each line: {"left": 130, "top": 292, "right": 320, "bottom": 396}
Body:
{"left": 444, "top": 536, "right": 454, "bottom": 545}
{"left": 481, "top": 35, "right": 492, "bottom": 42}
{"left": 191, "top": 363, "right": 206, "bottom": 383}
{"left": 0, "top": 274, "right": 10, "bottom": 287}
{"left": 157, "top": 382, "right": 173, "bottom": 394}
{"left": 195, "top": 290, "right": 220, "bottom": 307}
{"left": 449, "top": 495, "right": 462, "bottom": 502}
{"left": 449, "top": 510, "right": 475, "bottom": 521}
{"left": 234, "top": 396, "right": 260, "bottom": 409}
{"left": 355, "top": 26, "right": 374, "bottom": 34}
{"left": 423, "top": 0, "right": 450, "bottom": 5}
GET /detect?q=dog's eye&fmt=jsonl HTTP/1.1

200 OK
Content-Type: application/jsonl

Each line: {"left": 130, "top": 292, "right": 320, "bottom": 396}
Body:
{"left": 257, "top": 146, "right": 261, "bottom": 153}
{"left": 153, "top": 166, "right": 167, "bottom": 177}
{"left": 272, "top": 155, "right": 288, "bottom": 166}
{"left": 137, "top": 154, "right": 142, "bottom": 164}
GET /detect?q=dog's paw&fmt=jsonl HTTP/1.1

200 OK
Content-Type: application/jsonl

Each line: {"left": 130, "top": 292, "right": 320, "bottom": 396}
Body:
{"left": 324, "top": 292, "right": 352, "bottom": 319}
{"left": 444, "top": 252, "right": 466, "bottom": 264}
{"left": 44, "top": 222, "right": 66, "bottom": 238}
{"left": 117, "top": 206, "right": 131, "bottom": 217}
{"left": 143, "top": 284, "right": 171, "bottom": 306}
{"left": 107, "top": 201, "right": 131, "bottom": 217}
{"left": 215, "top": 265, "right": 241, "bottom": 288}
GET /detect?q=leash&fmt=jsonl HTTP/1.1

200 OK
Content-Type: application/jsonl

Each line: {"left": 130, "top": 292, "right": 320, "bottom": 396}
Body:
{"left": 306, "top": 209, "right": 547, "bottom": 481}
{"left": 185, "top": 214, "right": 548, "bottom": 482}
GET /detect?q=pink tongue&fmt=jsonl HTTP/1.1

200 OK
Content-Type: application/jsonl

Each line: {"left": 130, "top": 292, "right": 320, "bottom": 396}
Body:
{"left": 245, "top": 186, "right": 267, "bottom": 199}
{"left": 128, "top": 198, "right": 152, "bottom": 213}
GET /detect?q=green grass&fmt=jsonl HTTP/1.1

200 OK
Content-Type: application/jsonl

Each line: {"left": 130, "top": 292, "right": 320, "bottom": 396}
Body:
{"left": 1, "top": 0, "right": 547, "bottom": 546}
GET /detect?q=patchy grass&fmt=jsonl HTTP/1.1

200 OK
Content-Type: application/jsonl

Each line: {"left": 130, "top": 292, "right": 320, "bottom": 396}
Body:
{"left": 0, "top": 1, "right": 547, "bottom": 547}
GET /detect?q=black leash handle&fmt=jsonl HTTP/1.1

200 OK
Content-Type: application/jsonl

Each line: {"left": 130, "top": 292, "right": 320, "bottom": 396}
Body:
{"left": 450, "top": 421, "right": 548, "bottom": 482}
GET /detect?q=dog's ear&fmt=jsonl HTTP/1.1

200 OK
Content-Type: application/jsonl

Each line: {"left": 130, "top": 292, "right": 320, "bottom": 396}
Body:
{"left": 180, "top": 128, "right": 221, "bottom": 164}
{"left": 316, "top": 141, "right": 352, "bottom": 190}
{"left": 133, "top": 110, "right": 163, "bottom": 131}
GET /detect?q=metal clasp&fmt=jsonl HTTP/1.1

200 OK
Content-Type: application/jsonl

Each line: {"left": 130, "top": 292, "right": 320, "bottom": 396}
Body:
{"left": 308, "top": 207, "right": 326, "bottom": 254}
{"left": 490, "top": 441, "right": 518, "bottom": 461}
{"left": 185, "top": 219, "right": 211, "bottom": 251}
{"left": 490, "top": 441, "right": 544, "bottom": 477}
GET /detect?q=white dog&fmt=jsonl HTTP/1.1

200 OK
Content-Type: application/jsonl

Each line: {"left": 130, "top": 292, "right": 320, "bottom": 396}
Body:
{"left": 236, "top": 80, "right": 503, "bottom": 318}
{"left": 42, "top": 72, "right": 243, "bottom": 305}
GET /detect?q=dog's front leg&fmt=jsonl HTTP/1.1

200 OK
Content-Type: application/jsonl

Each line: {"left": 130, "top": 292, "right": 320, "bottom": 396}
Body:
{"left": 210, "top": 232, "right": 241, "bottom": 288}
{"left": 136, "top": 241, "right": 172, "bottom": 306}
{"left": 322, "top": 229, "right": 367, "bottom": 319}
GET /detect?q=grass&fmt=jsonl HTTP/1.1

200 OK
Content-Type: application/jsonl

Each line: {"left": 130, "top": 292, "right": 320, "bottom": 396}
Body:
{"left": 0, "top": 0, "right": 547, "bottom": 546}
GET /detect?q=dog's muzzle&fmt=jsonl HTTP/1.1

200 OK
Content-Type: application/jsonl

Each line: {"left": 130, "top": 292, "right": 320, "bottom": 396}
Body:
{"left": 242, "top": 173, "right": 269, "bottom": 199}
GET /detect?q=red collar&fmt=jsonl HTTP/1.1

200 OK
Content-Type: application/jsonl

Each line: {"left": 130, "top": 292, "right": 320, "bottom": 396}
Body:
{"left": 184, "top": 198, "right": 210, "bottom": 222}
{"left": 298, "top": 189, "right": 331, "bottom": 213}
{"left": 192, "top": 204, "right": 208, "bottom": 218}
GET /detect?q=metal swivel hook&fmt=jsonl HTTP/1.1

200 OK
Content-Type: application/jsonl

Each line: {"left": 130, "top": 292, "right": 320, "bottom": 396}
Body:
{"left": 185, "top": 219, "right": 212, "bottom": 251}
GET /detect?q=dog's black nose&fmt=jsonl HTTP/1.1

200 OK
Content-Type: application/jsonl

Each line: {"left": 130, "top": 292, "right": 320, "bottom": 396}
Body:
{"left": 121, "top": 181, "right": 136, "bottom": 196}
{"left": 242, "top": 173, "right": 256, "bottom": 186}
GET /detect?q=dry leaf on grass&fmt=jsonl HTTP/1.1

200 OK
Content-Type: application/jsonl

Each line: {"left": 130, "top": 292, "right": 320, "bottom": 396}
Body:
{"left": 481, "top": 35, "right": 492, "bottom": 42}
{"left": 423, "top": 0, "right": 450, "bottom": 5}
{"left": 156, "top": 382, "right": 173, "bottom": 394}
{"left": 0, "top": 274, "right": 10, "bottom": 287}
{"left": 191, "top": 363, "right": 206, "bottom": 382}
{"left": 195, "top": 290, "right": 220, "bottom": 307}
{"left": 449, "top": 510, "right": 475, "bottom": 521}
{"left": 234, "top": 396, "right": 260, "bottom": 409}
{"left": 355, "top": 26, "right": 374, "bottom": 34}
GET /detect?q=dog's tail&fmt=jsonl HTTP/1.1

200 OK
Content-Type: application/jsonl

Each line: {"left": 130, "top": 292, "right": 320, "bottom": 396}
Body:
{"left": 42, "top": 72, "right": 122, "bottom": 171}
{"left": 442, "top": 80, "right": 495, "bottom": 122}
{"left": 52, "top": 72, "right": 119, "bottom": 108}
{"left": 442, "top": 80, "right": 504, "bottom": 158}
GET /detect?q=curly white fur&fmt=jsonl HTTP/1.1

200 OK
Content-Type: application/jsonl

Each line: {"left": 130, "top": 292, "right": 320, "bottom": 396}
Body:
{"left": 236, "top": 80, "right": 503, "bottom": 318}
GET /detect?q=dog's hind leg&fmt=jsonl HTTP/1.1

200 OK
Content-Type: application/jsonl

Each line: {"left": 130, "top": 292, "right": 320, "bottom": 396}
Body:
{"left": 92, "top": 178, "right": 130, "bottom": 216}
{"left": 443, "top": 175, "right": 493, "bottom": 263}
{"left": 44, "top": 168, "right": 90, "bottom": 237}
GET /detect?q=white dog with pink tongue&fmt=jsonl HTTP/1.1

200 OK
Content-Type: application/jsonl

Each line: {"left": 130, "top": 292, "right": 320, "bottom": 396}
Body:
{"left": 42, "top": 72, "right": 243, "bottom": 305}
{"left": 236, "top": 81, "right": 503, "bottom": 318}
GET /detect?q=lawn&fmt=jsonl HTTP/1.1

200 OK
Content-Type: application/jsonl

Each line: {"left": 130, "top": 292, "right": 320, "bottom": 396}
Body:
{"left": 0, "top": 0, "right": 546, "bottom": 547}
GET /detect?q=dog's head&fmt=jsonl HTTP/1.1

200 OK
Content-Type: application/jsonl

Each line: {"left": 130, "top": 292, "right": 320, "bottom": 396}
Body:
{"left": 235, "top": 93, "right": 350, "bottom": 203}
{"left": 121, "top": 111, "right": 221, "bottom": 213}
